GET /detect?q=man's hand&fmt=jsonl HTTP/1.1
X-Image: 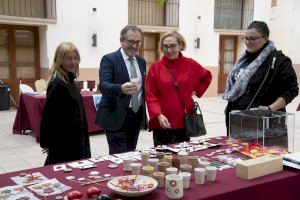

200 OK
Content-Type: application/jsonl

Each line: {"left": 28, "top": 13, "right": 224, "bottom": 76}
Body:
{"left": 157, "top": 114, "right": 171, "bottom": 129}
{"left": 121, "top": 82, "right": 138, "bottom": 95}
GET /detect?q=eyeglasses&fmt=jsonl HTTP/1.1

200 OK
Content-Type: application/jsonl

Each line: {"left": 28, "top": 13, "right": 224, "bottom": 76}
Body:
{"left": 162, "top": 44, "right": 178, "bottom": 51}
{"left": 125, "top": 40, "right": 142, "bottom": 46}
{"left": 242, "top": 36, "right": 264, "bottom": 43}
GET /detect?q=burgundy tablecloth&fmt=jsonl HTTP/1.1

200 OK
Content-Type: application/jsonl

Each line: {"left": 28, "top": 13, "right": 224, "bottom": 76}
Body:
{"left": 1, "top": 140, "right": 300, "bottom": 199}
{"left": 12, "top": 92, "right": 102, "bottom": 142}
{"left": 297, "top": 103, "right": 300, "bottom": 111}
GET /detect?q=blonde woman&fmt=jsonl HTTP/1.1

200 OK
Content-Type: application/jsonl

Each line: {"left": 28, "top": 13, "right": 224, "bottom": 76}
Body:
{"left": 40, "top": 42, "right": 91, "bottom": 165}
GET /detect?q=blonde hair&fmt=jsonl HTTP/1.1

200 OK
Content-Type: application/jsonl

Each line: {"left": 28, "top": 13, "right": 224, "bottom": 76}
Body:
{"left": 159, "top": 31, "right": 186, "bottom": 51}
{"left": 48, "top": 42, "right": 80, "bottom": 84}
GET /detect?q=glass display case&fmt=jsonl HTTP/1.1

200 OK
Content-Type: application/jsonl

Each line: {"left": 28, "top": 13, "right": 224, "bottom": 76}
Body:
{"left": 229, "top": 109, "right": 295, "bottom": 152}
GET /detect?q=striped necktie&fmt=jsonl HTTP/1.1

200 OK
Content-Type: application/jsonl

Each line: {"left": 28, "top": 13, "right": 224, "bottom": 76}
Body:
{"left": 128, "top": 57, "right": 139, "bottom": 113}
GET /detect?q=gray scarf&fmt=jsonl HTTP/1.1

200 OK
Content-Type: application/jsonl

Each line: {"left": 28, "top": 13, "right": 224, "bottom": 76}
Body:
{"left": 223, "top": 40, "right": 275, "bottom": 102}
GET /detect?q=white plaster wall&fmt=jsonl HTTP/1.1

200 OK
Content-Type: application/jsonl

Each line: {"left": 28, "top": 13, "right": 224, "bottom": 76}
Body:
{"left": 268, "top": 0, "right": 293, "bottom": 55}
{"left": 253, "top": 0, "right": 300, "bottom": 63}
{"left": 40, "top": 0, "right": 127, "bottom": 69}
{"left": 289, "top": 0, "right": 300, "bottom": 63}
{"left": 253, "top": 0, "right": 271, "bottom": 22}
{"left": 178, "top": 0, "right": 219, "bottom": 67}
{"left": 270, "top": 0, "right": 300, "bottom": 63}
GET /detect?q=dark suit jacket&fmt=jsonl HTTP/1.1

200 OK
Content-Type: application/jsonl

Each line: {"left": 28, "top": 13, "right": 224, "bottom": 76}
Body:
{"left": 95, "top": 49, "right": 147, "bottom": 131}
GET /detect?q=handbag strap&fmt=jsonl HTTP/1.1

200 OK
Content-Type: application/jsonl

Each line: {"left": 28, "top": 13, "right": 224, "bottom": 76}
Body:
{"left": 246, "top": 50, "right": 278, "bottom": 110}
{"left": 166, "top": 68, "right": 187, "bottom": 114}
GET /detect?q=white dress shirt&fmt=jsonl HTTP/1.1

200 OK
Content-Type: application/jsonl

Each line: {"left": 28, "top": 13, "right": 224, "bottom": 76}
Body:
{"left": 120, "top": 48, "right": 143, "bottom": 107}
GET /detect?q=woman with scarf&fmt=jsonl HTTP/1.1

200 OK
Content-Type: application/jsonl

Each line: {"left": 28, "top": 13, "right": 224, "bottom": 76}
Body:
{"left": 224, "top": 21, "right": 298, "bottom": 147}
{"left": 40, "top": 42, "right": 91, "bottom": 165}
{"left": 146, "top": 31, "right": 212, "bottom": 146}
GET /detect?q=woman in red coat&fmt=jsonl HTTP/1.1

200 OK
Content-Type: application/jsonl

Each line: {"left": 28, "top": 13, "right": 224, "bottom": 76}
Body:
{"left": 146, "top": 31, "right": 212, "bottom": 146}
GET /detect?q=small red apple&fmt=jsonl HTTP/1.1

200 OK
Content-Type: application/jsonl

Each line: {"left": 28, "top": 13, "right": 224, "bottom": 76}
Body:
{"left": 87, "top": 186, "right": 102, "bottom": 198}
{"left": 67, "top": 190, "right": 83, "bottom": 200}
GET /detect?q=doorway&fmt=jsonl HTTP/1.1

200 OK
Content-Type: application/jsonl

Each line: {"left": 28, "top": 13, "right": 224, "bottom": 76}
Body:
{"left": 218, "top": 35, "right": 237, "bottom": 93}
{"left": 139, "top": 33, "right": 160, "bottom": 73}
{"left": 0, "top": 24, "right": 40, "bottom": 104}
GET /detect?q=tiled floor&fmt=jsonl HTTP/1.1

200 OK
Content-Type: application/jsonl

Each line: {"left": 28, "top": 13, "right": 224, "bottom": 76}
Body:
{"left": 0, "top": 95, "right": 299, "bottom": 174}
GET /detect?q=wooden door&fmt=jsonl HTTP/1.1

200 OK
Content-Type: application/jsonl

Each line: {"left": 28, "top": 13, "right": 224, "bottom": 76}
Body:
{"left": 0, "top": 24, "right": 40, "bottom": 104}
{"left": 218, "top": 35, "right": 237, "bottom": 93}
{"left": 139, "top": 33, "right": 159, "bottom": 73}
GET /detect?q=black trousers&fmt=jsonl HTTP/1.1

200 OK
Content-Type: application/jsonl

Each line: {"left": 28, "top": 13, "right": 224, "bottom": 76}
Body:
{"left": 153, "top": 128, "right": 190, "bottom": 147}
{"left": 105, "top": 106, "right": 143, "bottom": 154}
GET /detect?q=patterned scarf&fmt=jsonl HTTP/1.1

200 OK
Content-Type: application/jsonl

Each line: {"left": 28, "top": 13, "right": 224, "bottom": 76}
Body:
{"left": 223, "top": 40, "right": 275, "bottom": 102}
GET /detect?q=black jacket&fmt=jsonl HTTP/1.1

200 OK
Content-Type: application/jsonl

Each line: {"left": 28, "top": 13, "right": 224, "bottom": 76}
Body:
{"left": 225, "top": 50, "right": 299, "bottom": 128}
{"left": 40, "top": 72, "right": 91, "bottom": 165}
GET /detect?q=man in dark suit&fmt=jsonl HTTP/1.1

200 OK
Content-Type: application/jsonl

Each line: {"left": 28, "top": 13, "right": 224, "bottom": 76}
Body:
{"left": 95, "top": 25, "right": 146, "bottom": 154}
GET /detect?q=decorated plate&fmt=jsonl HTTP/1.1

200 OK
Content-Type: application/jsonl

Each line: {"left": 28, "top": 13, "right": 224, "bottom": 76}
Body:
{"left": 107, "top": 175, "right": 157, "bottom": 197}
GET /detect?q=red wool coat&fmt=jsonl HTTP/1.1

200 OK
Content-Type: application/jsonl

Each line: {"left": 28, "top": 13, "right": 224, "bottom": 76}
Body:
{"left": 146, "top": 52, "right": 212, "bottom": 130}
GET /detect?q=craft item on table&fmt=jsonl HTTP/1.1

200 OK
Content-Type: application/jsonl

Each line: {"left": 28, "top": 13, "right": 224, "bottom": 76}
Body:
{"left": 175, "top": 142, "right": 190, "bottom": 148}
{"left": 107, "top": 175, "right": 157, "bottom": 197}
{"left": 101, "top": 155, "right": 123, "bottom": 164}
{"left": 66, "top": 190, "right": 83, "bottom": 200}
{"left": 19, "top": 173, "right": 26, "bottom": 177}
{"left": 218, "top": 165, "right": 233, "bottom": 170}
{"left": 188, "top": 144, "right": 207, "bottom": 152}
{"left": 11, "top": 172, "right": 48, "bottom": 186}
{"left": 236, "top": 155, "right": 283, "bottom": 180}
{"left": 66, "top": 174, "right": 114, "bottom": 186}
{"left": 108, "top": 163, "right": 118, "bottom": 169}
{"left": 0, "top": 185, "right": 38, "bottom": 200}
{"left": 225, "top": 139, "right": 234, "bottom": 145}
{"left": 149, "top": 154, "right": 157, "bottom": 158}
{"left": 206, "top": 152, "right": 216, "bottom": 157}
{"left": 237, "top": 142, "right": 288, "bottom": 158}
{"left": 203, "top": 142, "right": 221, "bottom": 148}
{"left": 141, "top": 151, "right": 150, "bottom": 166}
{"left": 138, "top": 148, "right": 155, "bottom": 153}
{"left": 87, "top": 186, "right": 102, "bottom": 198}
{"left": 213, "top": 154, "right": 245, "bottom": 166}
{"left": 63, "top": 168, "right": 73, "bottom": 173}
{"left": 189, "top": 140, "right": 200, "bottom": 145}
{"left": 28, "top": 178, "right": 71, "bottom": 197}
{"left": 178, "top": 172, "right": 191, "bottom": 189}
{"left": 56, "top": 195, "right": 64, "bottom": 200}
{"left": 104, "top": 174, "right": 112, "bottom": 178}
{"left": 161, "top": 145, "right": 181, "bottom": 153}
{"left": 53, "top": 164, "right": 67, "bottom": 171}
{"left": 66, "top": 176, "right": 75, "bottom": 180}
{"left": 68, "top": 160, "right": 96, "bottom": 169}
{"left": 164, "top": 154, "right": 173, "bottom": 167}
{"left": 165, "top": 174, "right": 183, "bottom": 199}
{"left": 90, "top": 157, "right": 105, "bottom": 163}
{"left": 193, "top": 137, "right": 211, "bottom": 143}
{"left": 155, "top": 145, "right": 165, "bottom": 152}
{"left": 123, "top": 157, "right": 133, "bottom": 171}
{"left": 114, "top": 151, "right": 141, "bottom": 161}
{"left": 206, "top": 166, "right": 217, "bottom": 181}
{"left": 89, "top": 171, "right": 100, "bottom": 176}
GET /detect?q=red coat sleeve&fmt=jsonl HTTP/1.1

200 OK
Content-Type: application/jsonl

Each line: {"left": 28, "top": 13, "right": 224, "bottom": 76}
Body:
{"left": 193, "top": 61, "right": 212, "bottom": 98}
{"left": 146, "top": 63, "right": 162, "bottom": 121}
